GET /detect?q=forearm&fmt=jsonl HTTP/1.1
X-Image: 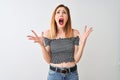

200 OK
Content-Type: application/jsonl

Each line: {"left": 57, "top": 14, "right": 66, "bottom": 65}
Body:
{"left": 74, "top": 40, "right": 86, "bottom": 63}
{"left": 40, "top": 45, "right": 51, "bottom": 64}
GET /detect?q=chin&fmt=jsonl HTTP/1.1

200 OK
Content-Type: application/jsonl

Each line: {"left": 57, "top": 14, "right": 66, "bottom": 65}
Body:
{"left": 58, "top": 25, "right": 65, "bottom": 28}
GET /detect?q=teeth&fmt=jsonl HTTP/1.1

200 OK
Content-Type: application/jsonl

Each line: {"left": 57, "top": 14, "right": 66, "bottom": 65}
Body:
{"left": 59, "top": 18, "right": 64, "bottom": 25}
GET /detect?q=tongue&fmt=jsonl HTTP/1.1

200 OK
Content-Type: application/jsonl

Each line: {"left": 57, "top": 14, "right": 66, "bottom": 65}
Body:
{"left": 59, "top": 21, "right": 63, "bottom": 25}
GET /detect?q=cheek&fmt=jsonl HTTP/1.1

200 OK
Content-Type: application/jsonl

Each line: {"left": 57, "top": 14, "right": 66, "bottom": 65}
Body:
{"left": 55, "top": 15, "right": 58, "bottom": 22}
{"left": 64, "top": 16, "right": 68, "bottom": 23}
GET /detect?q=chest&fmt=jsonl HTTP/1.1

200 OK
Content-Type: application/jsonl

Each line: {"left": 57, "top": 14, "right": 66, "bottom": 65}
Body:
{"left": 50, "top": 39, "right": 74, "bottom": 54}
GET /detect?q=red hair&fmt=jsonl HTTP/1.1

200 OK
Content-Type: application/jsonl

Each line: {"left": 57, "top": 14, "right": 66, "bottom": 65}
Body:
{"left": 50, "top": 4, "right": 73, "bottom": 39}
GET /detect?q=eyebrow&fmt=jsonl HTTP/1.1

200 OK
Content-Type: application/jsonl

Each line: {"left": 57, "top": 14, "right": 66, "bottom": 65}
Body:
{"left": 57, "top": 9, "right": 66, "bottom": 12}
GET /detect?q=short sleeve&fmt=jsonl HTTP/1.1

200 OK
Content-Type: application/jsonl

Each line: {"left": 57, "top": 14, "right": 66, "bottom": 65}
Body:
{"left": 44, "top": 37, "right": 51, "bottom": 46}
{"left": 74, "top": 36, "right": 79, "bottom": 45}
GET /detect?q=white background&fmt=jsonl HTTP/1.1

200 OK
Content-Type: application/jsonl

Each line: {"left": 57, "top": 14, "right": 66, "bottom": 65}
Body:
{"left": 0, "top": 0, "right": 120, "bottom": 80}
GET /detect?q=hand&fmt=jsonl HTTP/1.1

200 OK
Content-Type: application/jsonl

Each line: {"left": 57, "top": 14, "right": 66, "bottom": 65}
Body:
{"left": 27, "top": 30, "right": 44, "bottom": 46}
{"left": 79, "top": 25, "right": 93, "bottom": 43}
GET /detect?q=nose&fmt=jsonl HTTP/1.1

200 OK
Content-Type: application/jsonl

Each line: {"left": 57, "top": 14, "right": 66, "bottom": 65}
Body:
{"left": 60, "top": 12, "right": 63, "bottom": 17}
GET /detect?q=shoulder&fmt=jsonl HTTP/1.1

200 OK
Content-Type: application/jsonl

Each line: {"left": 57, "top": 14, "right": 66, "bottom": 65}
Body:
{"left": 72, "top": 29, "right": 80, "bottom": 37}
{"left": 43, "top": 29, "right": 51, "bottom": 38}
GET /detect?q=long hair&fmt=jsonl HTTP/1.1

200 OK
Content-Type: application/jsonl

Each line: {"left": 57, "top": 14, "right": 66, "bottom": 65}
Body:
{"left": 50, "top": 4, "right": 73, "bottom": 39}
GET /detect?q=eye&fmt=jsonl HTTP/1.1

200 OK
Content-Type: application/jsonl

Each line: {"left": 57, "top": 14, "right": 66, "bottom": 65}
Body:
{"left": 62, "top": 11, "right": 66, "bottom": 14}
{"left": 56, "top": 11, "right": 60, "bottom": 14}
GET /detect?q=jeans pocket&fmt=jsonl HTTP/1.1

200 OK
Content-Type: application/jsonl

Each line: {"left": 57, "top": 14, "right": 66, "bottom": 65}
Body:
{"left": 67, "top": 71, "right": 79, "bottom": 80}
{"left": 48, "top": 70, "right": 56, "bottom": 75}
{"left": 47, "top": 70, "right": 62, "bottom": 80}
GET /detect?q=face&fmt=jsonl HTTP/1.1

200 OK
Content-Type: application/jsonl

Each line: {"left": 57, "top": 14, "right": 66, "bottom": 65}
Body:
{"left": 55, "top": 7, "right": 68, "bottom": 28}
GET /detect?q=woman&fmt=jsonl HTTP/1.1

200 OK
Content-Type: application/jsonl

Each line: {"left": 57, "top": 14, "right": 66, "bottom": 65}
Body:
{"left": 27, "top": 4, "right": 93, "bottom": 80}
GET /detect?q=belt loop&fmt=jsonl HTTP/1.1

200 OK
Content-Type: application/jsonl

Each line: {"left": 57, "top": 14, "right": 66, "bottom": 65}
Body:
{"left": 68, "top": 68, "right": 70, "bottom": 73}
{"left": 55, "top": 67, "right": 57, "bottom": 72}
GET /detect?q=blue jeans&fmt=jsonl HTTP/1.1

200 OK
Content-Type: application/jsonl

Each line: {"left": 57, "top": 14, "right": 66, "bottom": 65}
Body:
{"left": 47, "top": 69, "right": 79, "bottom": 80}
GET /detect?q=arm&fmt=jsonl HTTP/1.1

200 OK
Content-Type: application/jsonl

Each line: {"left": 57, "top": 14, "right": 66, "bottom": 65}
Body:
{"left": 40, "top": 46, "right": 51, "bottom": 64}
{"left": 74, "top": 39, "right": 87, "bottom": 63}
{"left": 74, "top": 26, "right": 93, "bottom": 63}
{"left": 27, "top": 30, "right": 51, "bottom": 64}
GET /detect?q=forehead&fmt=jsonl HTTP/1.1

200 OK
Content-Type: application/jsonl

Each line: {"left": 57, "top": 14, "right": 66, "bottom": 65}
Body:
{"left": 56, "top": 7, "right": 67, "bottom": 11}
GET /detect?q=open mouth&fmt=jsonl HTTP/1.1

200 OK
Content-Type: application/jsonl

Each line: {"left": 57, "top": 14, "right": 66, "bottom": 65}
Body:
{"left": 59, "top": 18, "right": 64, "bottom": 25}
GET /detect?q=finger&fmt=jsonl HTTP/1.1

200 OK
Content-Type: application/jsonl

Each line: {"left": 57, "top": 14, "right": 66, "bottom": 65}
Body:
{"left": 28, "top": 37, "right": 34, "bottom": 40}
{"left": 88, "top": 27, "right": 93, "bottom": 33}
{"left": 41, "top": 32, "right": 44, "bottom": 37}
{"left": 34, "top": 40, "right": 37, "bottom": 43}
{"left": 27, "top": 35, "right": 34, "bottom": 39}
{"left": 77, "top": 31, "right": 81, "bottom": 39}
{"left": 27, "top": 36, "right": 35, "bottom": 40}
{"left": 84, "top": 25, "right": 87, "bottom": 33}
{"left": 27, "top": 35, "right": 33, "bottom": 37}
{"left": 27, "top": 35, "right": 36, "bottom": 40}
{"left": 31, "top": 30, "right": 39, "bottom": 37}
{"left": 87, "top": 27, "right": 93, "bottom": 37}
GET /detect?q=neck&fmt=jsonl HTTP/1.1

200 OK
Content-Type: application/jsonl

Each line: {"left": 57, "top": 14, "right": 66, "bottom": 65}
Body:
{"left": 56, "top": 28, "right": 66, "bottom": 38}
{"left": 57, "top": 28, "right": 65, "bottom": 34}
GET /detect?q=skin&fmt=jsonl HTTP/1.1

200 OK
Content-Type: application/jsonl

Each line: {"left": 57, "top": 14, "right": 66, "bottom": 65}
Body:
{"left": 27, "top": 7, "right": 93, "bottom": 68}
{"left": 55, "top": 7, "right": 68, "bottom": 29}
